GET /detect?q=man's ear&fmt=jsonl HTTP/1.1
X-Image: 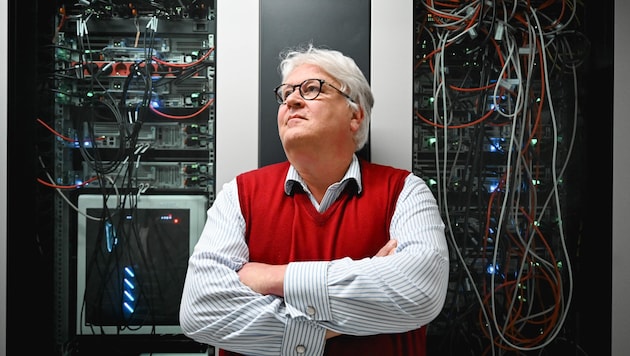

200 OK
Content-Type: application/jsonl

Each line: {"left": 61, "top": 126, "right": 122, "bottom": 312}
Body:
{"left": 350, "top": 106, "right": 365, "bottom": 131}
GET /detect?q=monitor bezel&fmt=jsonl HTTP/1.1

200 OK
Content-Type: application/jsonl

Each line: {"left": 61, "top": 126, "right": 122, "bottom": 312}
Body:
{"left": 76, "top": 193, "right": 208, "bottom": 335}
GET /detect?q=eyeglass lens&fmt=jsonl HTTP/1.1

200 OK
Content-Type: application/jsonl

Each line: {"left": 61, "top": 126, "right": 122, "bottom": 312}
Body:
{"left": 275, "top": 79, "right": 323, "bottom": 103}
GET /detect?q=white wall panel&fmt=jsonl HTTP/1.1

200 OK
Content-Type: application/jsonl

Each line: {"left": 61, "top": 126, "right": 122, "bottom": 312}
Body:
{"left": 370, "top": 0, "right": 413, "bottom": 170}
{"left": 215, "top": 0, "right": 260, "bottom": 189}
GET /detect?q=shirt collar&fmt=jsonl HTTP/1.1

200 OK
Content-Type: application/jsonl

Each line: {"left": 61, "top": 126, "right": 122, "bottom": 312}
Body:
{"left": 284, "top": 154, "right": 362, "bottom": 195}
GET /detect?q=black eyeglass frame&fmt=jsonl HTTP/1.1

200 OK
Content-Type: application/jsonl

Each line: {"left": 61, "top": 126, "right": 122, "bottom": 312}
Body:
{"left": 274, "top": 78, "right": 354, "bottom": 104}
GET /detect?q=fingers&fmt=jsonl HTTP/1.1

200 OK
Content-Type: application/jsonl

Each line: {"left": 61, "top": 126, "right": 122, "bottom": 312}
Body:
{"left": 325, "top": 329, "right": 342, "bottom": 339}
{"left": 375, "top": 239, "right": 397, "bottom": 257}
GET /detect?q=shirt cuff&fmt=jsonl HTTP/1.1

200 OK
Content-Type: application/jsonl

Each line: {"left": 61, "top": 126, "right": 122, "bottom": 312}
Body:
{"left": 281, "top": 318, "right": 326, "bottom": 356}
{"left": 284, "top": 261, "right": 333, "bottom": 321}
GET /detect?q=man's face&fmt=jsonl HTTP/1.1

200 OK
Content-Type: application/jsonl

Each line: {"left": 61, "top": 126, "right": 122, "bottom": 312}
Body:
{"left": 277, "top": 64, "right": 361, "bottom": 156}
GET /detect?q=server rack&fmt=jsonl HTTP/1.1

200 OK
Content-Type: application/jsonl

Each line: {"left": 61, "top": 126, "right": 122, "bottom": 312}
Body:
{"left": 42, "top": 1, "right": 216, "bottom": 354}
{"left": 412, "top": 1, "right": 588, "bottom": 354}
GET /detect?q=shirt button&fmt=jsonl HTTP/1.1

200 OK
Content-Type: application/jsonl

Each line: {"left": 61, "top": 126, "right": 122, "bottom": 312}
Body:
{"left": 306, "top": 306, "right": 316, "bottom": 316}
{"left": 296, "top": 345, "right": 306, "bottom": 354}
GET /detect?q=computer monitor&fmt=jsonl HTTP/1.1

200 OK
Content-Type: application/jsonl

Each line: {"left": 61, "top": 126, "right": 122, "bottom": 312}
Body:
{"left": 76, "top": 194, "right": 208, "bottom": 335}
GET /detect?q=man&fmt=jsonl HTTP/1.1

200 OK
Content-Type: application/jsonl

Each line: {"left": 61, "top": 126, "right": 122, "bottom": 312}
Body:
{"left": 179, "top": 44, "right": 450, "bottom": 356}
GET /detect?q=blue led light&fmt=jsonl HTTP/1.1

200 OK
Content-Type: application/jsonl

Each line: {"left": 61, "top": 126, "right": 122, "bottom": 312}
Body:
{"left": 488, "top": 137, "right": 505, "bottom": 153}
{"left": 486, "top": 263, "right": 498, "bottom": 275}
{"left": 124, "top": 266, "right": 135, "bottom": 277}
{"left": 124, "top": 278, "right": 135, "bottom": 289}
{"left": 124, "top": 290, "right": 135, "bottom": 301}
{"left": 487, "top": 178, "right": 500, "bottom": 193}
{"left": 105, "top": 220, "right": 117, "bottom": 252}
{"left": 123, "top": 302, "right": 134, "bottom": 313}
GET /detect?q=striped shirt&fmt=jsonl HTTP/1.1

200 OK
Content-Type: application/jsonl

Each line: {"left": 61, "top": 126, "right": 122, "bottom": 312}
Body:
{"left": 179, "top": 155, "right": 450, "bottom": 356}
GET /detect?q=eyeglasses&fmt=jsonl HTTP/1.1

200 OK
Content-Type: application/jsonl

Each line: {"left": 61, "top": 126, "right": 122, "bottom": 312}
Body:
{"left": 274, "top": 78, "right": 354, "bottom": 104}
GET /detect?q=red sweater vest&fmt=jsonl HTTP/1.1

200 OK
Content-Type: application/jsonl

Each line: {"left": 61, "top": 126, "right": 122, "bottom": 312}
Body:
{"left": 222, "top": 159, "right": 426, "bottom": 356}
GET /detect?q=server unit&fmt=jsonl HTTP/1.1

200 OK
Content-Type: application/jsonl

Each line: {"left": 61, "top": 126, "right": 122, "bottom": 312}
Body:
{"left": 76, "top": 194, "right": 207, "bottom": 335}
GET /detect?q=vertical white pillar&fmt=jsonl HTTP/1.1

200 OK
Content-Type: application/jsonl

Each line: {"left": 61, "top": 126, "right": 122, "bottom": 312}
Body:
{"left": 215, "top": 0, "right": 260, "bottom": 189}
{"left": 370, "top": 0, "right": 413, "bottom": 170}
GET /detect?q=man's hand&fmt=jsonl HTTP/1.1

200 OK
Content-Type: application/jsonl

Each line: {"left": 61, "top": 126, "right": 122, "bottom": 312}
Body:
{"left": 375, "top": 239, "right": 397, "bottom": 257}
{"left": 238, "top": 262, "right": 286, "bottom": 296}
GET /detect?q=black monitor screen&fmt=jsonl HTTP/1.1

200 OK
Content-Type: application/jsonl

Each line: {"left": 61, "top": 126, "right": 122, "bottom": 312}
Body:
{"left": 82, "top": 207, "right": 191, "bottom": 329}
